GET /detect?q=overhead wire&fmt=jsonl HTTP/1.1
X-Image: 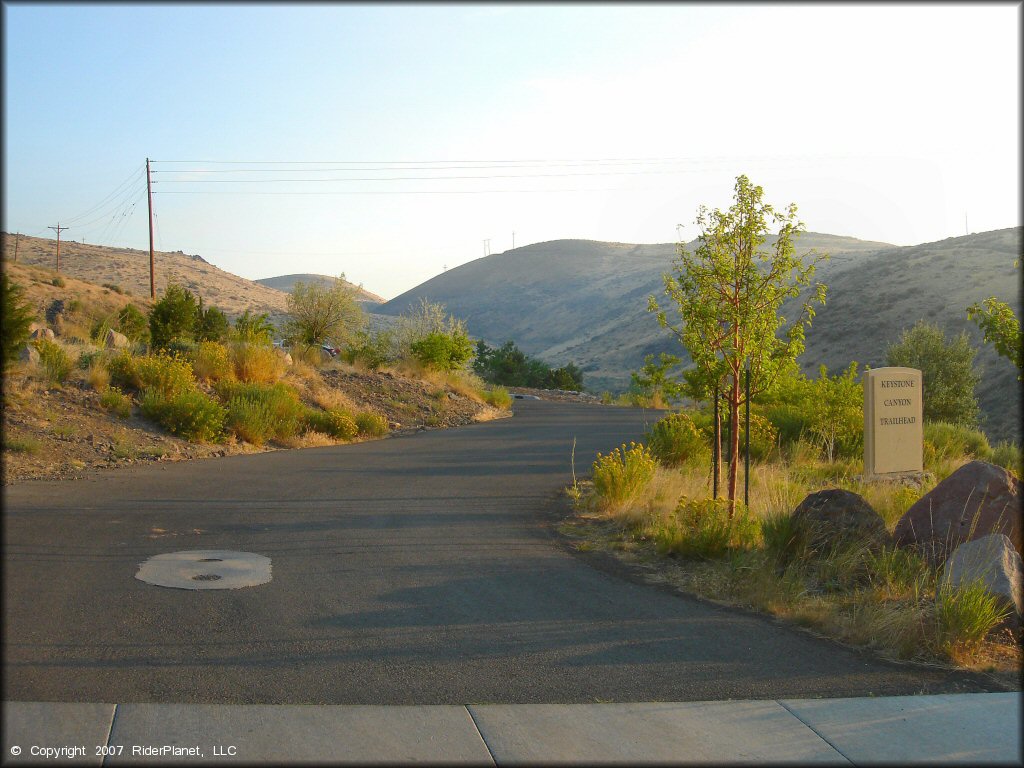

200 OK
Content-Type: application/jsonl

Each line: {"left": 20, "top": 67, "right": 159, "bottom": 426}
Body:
{"left": 61, "top": 164, "right": 145, "bottom": 226}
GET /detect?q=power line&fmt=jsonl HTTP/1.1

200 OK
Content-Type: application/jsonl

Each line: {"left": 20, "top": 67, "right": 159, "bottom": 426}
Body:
{"left": 61, "top": 164, "right": 145, "bottom": 226}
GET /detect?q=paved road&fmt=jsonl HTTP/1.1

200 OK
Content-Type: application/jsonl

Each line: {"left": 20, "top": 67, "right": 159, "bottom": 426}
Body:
{"left": 2, "top": 401, "right": 1005, "bottom": 704}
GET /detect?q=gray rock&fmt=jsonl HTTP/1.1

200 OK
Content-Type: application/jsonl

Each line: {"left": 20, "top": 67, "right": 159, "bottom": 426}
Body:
{"left": 940, "top": 533, "right": 1023, "bottom": 636}
{"left": 104, "top": 329, "right": 129, "bottom": 349}
{"left": 894, "top": 460, "right": 1022, "bottom": 567}
{"left": 19, "top": 345, "right": 40, "bottom": 364}
{"left": 29, "top": 327, "right": 55, "bottom": 341}
{"left": 791, "top": 488, "right": 890, "bottom": 552}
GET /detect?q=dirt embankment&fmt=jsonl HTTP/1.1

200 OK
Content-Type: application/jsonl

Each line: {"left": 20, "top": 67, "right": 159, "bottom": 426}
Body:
{"left": 1, "top": 364, "right": 508, "bottom": 486}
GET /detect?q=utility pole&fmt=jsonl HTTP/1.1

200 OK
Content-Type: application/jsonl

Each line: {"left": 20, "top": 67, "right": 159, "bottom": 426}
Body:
{"left": 13, "top": 232, "right": 21, "bottom": 263}
{"left": 147, "top": 158, "right": 156, "bottom": 298}
{"left": 48, "top": 223, "right": 69, "bottom": 272}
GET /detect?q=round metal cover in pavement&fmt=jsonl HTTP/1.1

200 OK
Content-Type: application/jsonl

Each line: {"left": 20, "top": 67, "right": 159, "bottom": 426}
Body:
{"left": 136, "top": 550, "right": 272, "bottom": 590}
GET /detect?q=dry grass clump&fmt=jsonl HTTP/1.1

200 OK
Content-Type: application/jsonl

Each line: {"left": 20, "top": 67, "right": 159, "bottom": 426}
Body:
{"left": 229, "top": 341, "right": 285, "bottom": 384}
{"left": 572, "top": 434, "right": 1021, "bottom": 671}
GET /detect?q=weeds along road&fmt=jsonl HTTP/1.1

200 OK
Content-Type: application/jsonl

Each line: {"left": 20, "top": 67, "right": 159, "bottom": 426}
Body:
{"left": 2, "top": 400, "right": 1002, "bottom": 704}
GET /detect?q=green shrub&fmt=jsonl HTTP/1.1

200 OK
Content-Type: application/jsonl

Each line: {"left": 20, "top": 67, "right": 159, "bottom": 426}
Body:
{"left": 739, "top": 412, "right": 779, "bottom": 462}
{"left": 102, "top": 282, "right": 124, "bottom": 294}
{"left": 51, "top": 276, "right": 65, "bottom": 288}
{"left": 149, "top": 283, "right": 198, "bottom": 350}
{"left": 990, "top": 441, "right": 1022, "bottom": 478}
{"left": 923, "top": 421, "right": 993, "bottom": 463}
{"left": 77, "top": 349, "right": 103, "bottom": 370}
{"left": 409, "top": 330, "right": 474, "bottom": 372}
{"left": 2, "top": 275, "right": 35, "bottom": 369}
{"left": 646, "top": 412, "right": 708, "bottom": 467}
{"left": 344, "top": 330, "right": 394, "bottom": 370}
{"left": 653, "top": 497, "right": 759, "bottom": 560}
{"left": 196, "top": 302, "right": 230, "bottom": 342}
{"left": 354, "top": 411, "right": 389, "bottom": 437}
{"left": 763, "top": 403, "right": 810, "bottom": 448}
{"left": 592, "top": 442, "right": 657, "bottom": 508}
{"left": 116, "top": 303, "right": 149, "bottom": 343}
{"left": 865, "top": 546, "right": 931, "bottom": 598}
{"left": 304, "top": 408, "right": 359, "bottom": 440}
{"left": 223, "top": 382, "right": 305, "bottom": 444}
{"left": 31, "top": 338, "right": 72, "bottom": 385}
{"left": 99, "top": 386, "right": 133, "bottom": 418}
{"left": 233, "top": 309, "right": 276, "bottom": 344}
{"left": 3, "top": 435, "right": 42, "bottom": 454}
{"left": 109, "top": 351, "right": 195, "bottom": 398}
{"left": 483, "top": 386, "right": 513, "bottom": 409}
{"left": 140, "top": 387, "right": 226, "bottom": 442}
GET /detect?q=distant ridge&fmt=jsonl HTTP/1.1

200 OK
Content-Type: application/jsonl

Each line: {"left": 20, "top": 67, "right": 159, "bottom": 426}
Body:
{"left": 254, "top": 273, "right": 384, "bottom": 305}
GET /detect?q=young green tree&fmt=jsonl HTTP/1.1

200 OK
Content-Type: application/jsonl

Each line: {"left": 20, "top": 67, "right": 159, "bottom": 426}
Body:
{"left": 630, "top": 352, "right": 685, "bottom": 407}
{"left": 649, "top": 175, "right": 827, "bottom": 514}
{"left": 2, "top": 274, "right": 36, "bottom": 368}
{"left": 886, "top": 320, "right": 980, "bottom": 426}
{"left": 195, "top": 298, "right": 230, "bottom": 342}
{"left": 806, "top": 362, "right": 863, "bottom": 462}
{"left": 284, "top": 277, "right": 365, "bottom": 348}
{"left": 967, "top": 261, "right": 1021, "bottom": 380}
{"left": 149, "top": 283, "right": 198, "bottom": 350}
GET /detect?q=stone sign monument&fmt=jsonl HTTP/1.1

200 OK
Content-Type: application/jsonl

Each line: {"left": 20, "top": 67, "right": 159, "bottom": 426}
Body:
{"left": 863, "top": 367, "right": 923, "bottom": 477}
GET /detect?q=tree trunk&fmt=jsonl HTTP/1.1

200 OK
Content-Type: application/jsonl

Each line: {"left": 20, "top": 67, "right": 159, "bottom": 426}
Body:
{"left": 727, "top": 372, "right": 741, "bottom": 518}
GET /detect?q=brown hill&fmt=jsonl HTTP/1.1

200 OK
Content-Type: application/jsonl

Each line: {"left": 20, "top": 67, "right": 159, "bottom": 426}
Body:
{"left": 1, "top": 233, "right": 364, "bottom": 329}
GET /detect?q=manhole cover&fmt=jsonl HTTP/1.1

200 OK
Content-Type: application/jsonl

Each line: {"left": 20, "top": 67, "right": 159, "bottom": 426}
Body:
{"left": 136, "top": 550, "right": 272, "bottom": 590}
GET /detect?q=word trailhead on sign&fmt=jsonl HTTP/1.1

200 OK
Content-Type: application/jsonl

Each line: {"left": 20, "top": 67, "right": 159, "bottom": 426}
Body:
{"left": 863, "top": 367, "right": 924, "bottom": 477}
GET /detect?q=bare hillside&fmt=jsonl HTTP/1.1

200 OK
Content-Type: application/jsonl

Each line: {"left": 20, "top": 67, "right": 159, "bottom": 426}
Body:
{"left": 3, "top": 234, "right": 310, "bottom": 328}
{"left": 375, "top": 229, "right": 1022, "bottom": 443}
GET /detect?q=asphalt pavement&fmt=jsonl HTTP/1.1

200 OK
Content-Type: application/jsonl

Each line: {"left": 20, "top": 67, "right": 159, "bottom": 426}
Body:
{"left": 3, "top": 400, "right": 1020, "bottom": 763}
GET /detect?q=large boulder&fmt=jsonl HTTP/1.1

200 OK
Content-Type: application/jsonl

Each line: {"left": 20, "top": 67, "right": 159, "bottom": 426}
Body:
{"left": 940, "top": 533, "right": 1023, "bottom": 636}
{"left": 104, "top": 329, "right": 129, "bottom": 349}
{"left": 894, "top": 460, "right": 1022, "bottom": 567}
{"left": 791, "top": 489, "right": 890, "bottom": 552}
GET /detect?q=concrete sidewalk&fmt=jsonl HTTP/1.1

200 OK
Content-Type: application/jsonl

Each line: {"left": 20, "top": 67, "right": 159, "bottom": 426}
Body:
{"left": 3, "top": 693, "right": 1020, "bottom": 765}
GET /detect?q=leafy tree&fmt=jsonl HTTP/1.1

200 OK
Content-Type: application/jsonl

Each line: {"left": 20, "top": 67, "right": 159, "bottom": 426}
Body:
{"left": 548, "top": 362, "right": 584, "bottom": 391}
{"left": 195, "top": 298, "right": 230, "bottom": 343}
{"left": 284, "top": 277, "right": 365, "bottom": 348}
{"left": 806, "top": 362, "right": 863, "bottom": 462}
{"left": 391, "top": 298, "right": 467, "bottom": 361}
{"left": 2, "top": 274, "right": 35, "bottom": 368}
{"left": 968, "top": 291, "right": 1021, "bottom": 381}
{"left": 631, "top": 353, "right": 685, "bottom": 407}
{"left": 233, "top": 309, "right": 275, "bottom": 345}
{"left": 886, "top": 320, "right": 980, "bottom": 426}
{"left": 649, "top": 175, "right": 827, "bottom": 514}
{"left": 149, "top": 284, "right": 198, "bottom": 350}
{"left": 473, "top": 339, "right": 582, "bottom": 390}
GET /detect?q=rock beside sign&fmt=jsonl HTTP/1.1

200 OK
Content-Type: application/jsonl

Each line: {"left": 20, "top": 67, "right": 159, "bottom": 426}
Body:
{"left": 893, "top": 460, "right": 1022, "bottom": 567}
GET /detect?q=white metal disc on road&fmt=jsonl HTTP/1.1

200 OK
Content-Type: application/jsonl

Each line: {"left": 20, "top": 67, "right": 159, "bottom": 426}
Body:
{"left": 135, "top": 550, "right": 272, "bottom": 590}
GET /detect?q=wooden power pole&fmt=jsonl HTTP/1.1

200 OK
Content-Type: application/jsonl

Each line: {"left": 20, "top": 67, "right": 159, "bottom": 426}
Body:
{"left": 147, "top": 158, "right": 156, "bottom": 298}
{"left": 48, "top": 223, "right": 69, "bottom": 272}
{"left": 13, "top": 232, "right": 21, "bottom": 263}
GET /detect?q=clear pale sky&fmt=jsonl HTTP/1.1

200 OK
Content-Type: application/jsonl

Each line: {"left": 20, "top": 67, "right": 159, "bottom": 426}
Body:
{"left": 3, "top": 2, "right": 1020, "bottom": 300}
